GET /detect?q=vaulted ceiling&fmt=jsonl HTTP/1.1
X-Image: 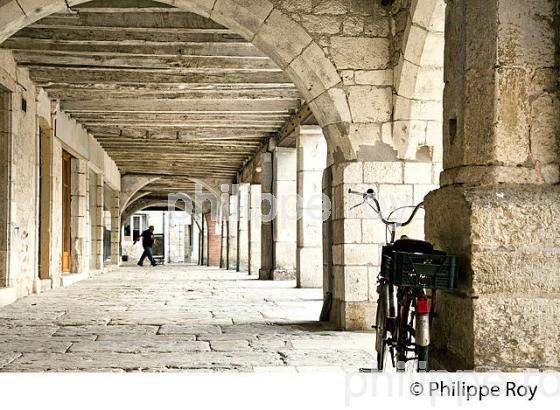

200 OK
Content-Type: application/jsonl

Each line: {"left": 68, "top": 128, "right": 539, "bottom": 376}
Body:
{"left": 2, "top": 0, "right": 303, "bottom": 186}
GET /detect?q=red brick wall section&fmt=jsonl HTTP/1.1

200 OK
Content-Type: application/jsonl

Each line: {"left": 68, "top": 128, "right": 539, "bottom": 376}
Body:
{"left": 206, "top": 215, "right": 221, "bottom": 267}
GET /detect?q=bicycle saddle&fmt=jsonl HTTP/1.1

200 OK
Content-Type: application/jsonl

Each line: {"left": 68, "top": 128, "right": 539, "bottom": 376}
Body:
{"left": 392, "top": 238, "right": 434, "bottom": 254}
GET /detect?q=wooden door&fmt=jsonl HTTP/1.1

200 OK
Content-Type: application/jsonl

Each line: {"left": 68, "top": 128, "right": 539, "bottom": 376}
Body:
{"left": 62, "top": 151, "right": 72, "bottom": 272}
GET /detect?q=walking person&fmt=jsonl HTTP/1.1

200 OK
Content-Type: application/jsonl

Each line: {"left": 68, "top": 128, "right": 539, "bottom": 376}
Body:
{"left": 135, "top": 225, "right": 157, "bottom": 266}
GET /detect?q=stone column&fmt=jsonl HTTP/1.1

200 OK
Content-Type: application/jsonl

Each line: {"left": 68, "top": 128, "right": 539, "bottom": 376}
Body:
{"left": 296, "top": 126, "right": 327, "bottom": 288}
{"left": 227, "top": 189, "right": 238, "bottom": 270}
{"left": 94, "top": 174, "right": 104, "bottom": 270}
{"left": 70, "top": 158, "right": 88, "bottom": 273}
{"left": 248, "top": 184, "right": 261, "bottom": 275}
{"left": 259, "top": 152, "right": 274, "bottom": 280}
{"left": 191, "top": 217, "right": 200, "bottom": 264}
{"left": 327, "top": 155, "right": 437, "bottom": 330}
{"left": 219, "top": 193, "right": 229, "bottom": 268}
{"left": 206, "top": 215, "right": 221, "bottom": 267}
{"left": 184, "top": 218, "right": 191, "bottom": 262}
{"left": 424, "top": 0, "right": 560, "bottom": 371}
{"left": 0, "top": 89, "right": 9, "bottom": 287}
{"left": 110, "top": 189, "right": 120, "bottom": 266}
{"left": 237, "top": 182, "right": 250, "bottom": 271}
{"left": 220, "top": 212, "right": 227, "bottom": 268}
{"left": 271, "top": 147, "right": 297, "bottom": 280}
{"left": 201, "top": 213, "right": 207, "bottom": 265}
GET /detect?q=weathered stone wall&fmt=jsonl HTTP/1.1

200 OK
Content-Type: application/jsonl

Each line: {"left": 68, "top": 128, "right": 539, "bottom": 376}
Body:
{"left": 0, "top": 48, "right": 122, "bottom": 303}
{"left": 0, "top": 49, "right": 39, "bottom": 299}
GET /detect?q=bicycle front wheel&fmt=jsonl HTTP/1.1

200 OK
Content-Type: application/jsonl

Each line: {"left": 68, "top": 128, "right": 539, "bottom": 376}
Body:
{"left": 375, "top": 295, "right": 387, "bottom": 371}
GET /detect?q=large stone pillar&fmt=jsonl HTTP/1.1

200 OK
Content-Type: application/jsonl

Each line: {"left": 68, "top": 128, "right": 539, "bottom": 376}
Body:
{"left": 424, "top": 0, "right": 560, "bottom": 371}
{"left": 259, "top": 152, "right": 274, "bottom": 279}
{"left": 248, "top": 184, "right": 261, "bottom": 275}
{"left": 296, "top": 126, "right": 327, "bottom": 288}
{"left": 271, "top": 147, "right": 297, "bottom": 280}
{"left": 236, "top": 182, "right": 250, "bottom": 271}
{"left": 70, "top": 158, "right": 88, "bottom": 273}
{"left": 227, "top": 189, "right": 238, "bottom": 270}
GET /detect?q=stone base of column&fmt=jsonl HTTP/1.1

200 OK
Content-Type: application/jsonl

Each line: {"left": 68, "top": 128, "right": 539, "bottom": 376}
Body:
{"left": 258, "top": 267, "right": 271, "bottom": 280}
{"left": 425, "top": 184, "right": 560, "bottom": 371}
{"left": 296, "top": 247, "right": 322, "bottom": 288}
{"left": 271, "top": 269, "right": 296, "bottom": 280}
{"left": 331, "top": 299, "right": 376, "bottom": 331}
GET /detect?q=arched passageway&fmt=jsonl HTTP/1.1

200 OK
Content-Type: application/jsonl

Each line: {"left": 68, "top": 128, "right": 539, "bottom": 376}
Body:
{"left": 0, "top": 0, "right": 558, "bottom": 372}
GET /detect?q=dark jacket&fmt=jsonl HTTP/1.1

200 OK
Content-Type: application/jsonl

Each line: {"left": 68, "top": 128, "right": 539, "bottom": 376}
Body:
{"left": 140, "top": 229, "right": 155, "bottom": 248}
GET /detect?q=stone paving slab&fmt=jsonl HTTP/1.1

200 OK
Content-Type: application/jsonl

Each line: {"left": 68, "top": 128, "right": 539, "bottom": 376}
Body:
{"left": 0, "top": 265, "right": 375, "bottom": 372}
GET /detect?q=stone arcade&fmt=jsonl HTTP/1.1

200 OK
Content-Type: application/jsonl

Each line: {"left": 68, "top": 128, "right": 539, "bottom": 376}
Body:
{"left": 0, "top": 0, "right": 558, "bottom": 371}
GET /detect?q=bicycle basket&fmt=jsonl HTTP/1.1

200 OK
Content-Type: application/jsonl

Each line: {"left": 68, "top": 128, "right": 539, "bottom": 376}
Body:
{"left": 383, "top": 251, "right": 457, "bottom": 290}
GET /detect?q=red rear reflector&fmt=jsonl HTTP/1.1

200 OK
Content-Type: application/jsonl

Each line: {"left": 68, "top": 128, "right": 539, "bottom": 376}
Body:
{"left": 416, "top": 297, "right": 429, "bottom": 314}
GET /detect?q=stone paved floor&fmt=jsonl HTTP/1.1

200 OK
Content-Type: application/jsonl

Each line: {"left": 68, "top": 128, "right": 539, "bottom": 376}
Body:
{"left": 0, "top": 265, "right": 375, "bottom": 372}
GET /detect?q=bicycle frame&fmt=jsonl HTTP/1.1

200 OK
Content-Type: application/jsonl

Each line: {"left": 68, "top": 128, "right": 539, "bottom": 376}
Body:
{"left": 350, "top": 188, "right": 432, "bottom": 372}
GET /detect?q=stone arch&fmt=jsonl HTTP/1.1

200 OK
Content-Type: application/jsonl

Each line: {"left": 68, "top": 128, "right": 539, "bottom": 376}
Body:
{"left": 0, "top": 0, "right": 356, "bottom": 160}
{"left": 392, "top": 0, "right": 445, "bottom": 161}
{"left": 120, "top": 175, "right": 160, "bottom": 213}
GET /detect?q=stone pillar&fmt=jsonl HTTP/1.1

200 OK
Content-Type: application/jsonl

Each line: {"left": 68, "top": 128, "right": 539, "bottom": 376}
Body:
{"left": 237, "top": 182, "right": 250, "bottom": 271}
{"left": 259, "top": 152, "right": 273, "bottom": 280}
{"left": 206, "top": 214, "right": 221, "bottom": 267}
{"left": 94, "top": 174, "right": 104, "bottom": 270}
{"left": 271, "top": 147, "right": 297, "bottom": 280}
{"left": 219, "top": 193, "right": 228, "bottom": 268}
{"left": 248, "top": 184, "right": 261, "bottom": 275}
{"left": 327, "top": 155, "right": 437, "bottom": 330}
{"left": 110, "top": 189, "right": 120, "bottom": 266}
{"left": 220, "top": 211, "right": 227, "bottom": 268}
{"left": 201, "top": 211, "right": 207, "bottom": 265}
{"left": 184, "top": 219, "right": 191, "bottom": 262}
{"left": 424, "top": 0, "right": 560, "bottom": 371}
{"left": 191, "top": 217, "right": 200, "bottom": 264}
{"left": 0, "top": 89, "right": 9, "bottom": 287}
{"left": 70, "top": 158, "right": 88, "bottom": 273}
{"left": 168, "top": 211, "right": 185, "bottom": 263}
{"left": 296, "top": 126, "right": 327, "bottom": 288}
{"left": 227, "top": 189, "right": 238, "bottom": 270}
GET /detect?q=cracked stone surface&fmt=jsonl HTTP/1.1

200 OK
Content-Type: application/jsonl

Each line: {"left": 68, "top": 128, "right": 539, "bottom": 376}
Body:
{"left": 0, "top": 265, "right": 375, "bottom": 372}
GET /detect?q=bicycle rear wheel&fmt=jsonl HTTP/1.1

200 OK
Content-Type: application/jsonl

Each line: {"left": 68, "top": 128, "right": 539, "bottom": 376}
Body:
{"left": 375, "top": 294, "right": 387, "bottom": 371}
{"left": 417, "top": 346, "right": 429, "bottom": 372}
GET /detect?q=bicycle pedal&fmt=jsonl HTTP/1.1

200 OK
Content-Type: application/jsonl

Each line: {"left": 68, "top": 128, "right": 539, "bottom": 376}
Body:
{"left": 359, "top": 368, "right": 376, "bottom": 373}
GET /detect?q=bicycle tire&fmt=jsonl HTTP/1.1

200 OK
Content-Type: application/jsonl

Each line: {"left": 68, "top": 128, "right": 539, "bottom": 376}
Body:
{"left": 375, "top": 295, "right": 387, "bottom": 371}
{"left": 396, "top": 291, "right": 411, "bottom": 372}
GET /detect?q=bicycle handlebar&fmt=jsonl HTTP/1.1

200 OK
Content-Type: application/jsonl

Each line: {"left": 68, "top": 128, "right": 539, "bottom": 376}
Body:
{"left": 348, "top": 188, "right": 424, "bottom": 227}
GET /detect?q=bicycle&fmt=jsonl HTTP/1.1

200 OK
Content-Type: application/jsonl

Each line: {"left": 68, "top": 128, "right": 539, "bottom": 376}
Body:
{"left": 349, "top": 188, "right": 457, "bottom": 372}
